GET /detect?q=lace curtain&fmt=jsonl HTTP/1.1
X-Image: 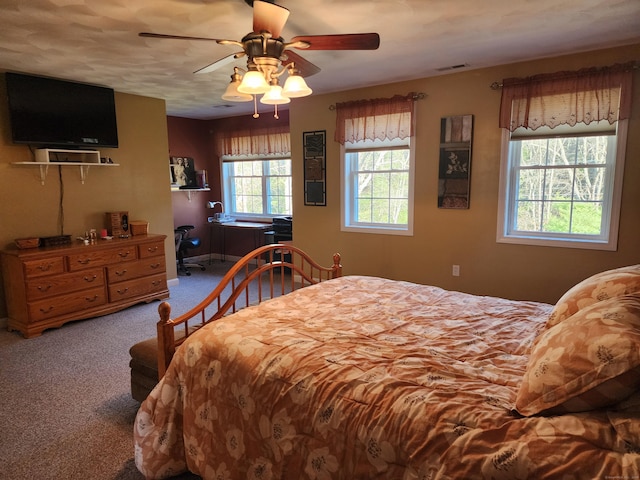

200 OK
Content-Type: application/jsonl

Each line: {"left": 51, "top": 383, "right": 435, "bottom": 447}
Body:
{"left": 334, "top": 94, "right": 416, "bottom": 145}
{"left": 217, "top": 124, "right": 290, "bottom": 157}
{"left": 499, "top": 62, "right": 634, "bottom": 131}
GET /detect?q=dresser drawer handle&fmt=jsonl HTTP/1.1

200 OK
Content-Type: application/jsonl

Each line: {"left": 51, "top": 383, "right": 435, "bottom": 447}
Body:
{"left": 147, "top": 246, "right": 159, "bottom": 253}
{"left": 115, "top": 270, "right": 127, "bottom": 277}
{"left": 116, "top": 287, "right": 129, "bottom": 295}
{"left": 77, "top": 258, "right": 91, "bottom": 265}
{"left": 39, "top": 306, "right": 54, "bottom": 314}
{"left": 37, "top": 263, "right": 54, "bottom": 272}
{"left": 151, "top": 280, "right": 161, "bottom": 286}
{"left": 85, "top": 295, "right": 99, "bottom": 303}
{"left": 118, "top": 251, "right": 131, "bottom": 258}
{"left": 37, "top": 284, "right": 52, "bottom": 292}
{"left": 83, "top": 275, "right": 98, "bottom": 283}
{"left": 150, "top": 263, "right": 161, "bottom": 269}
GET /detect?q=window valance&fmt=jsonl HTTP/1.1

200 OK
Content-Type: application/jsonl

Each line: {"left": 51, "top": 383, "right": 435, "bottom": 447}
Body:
{"left": 217, "top": 125, "right": 290, "bottom": 156}
{"left": 499, "top": 62, "right": 634, "bottom": 132}
{"left": 334, "top": 93, "right": 416, "bottom": 145}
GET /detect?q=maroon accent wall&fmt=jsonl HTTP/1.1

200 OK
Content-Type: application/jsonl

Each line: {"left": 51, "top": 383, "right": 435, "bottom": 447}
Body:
{"left": 167, "top": 111, "right": 290, "bottom": 263}
{"left": 167, "top": 116, "right": 216, "bottom": 260}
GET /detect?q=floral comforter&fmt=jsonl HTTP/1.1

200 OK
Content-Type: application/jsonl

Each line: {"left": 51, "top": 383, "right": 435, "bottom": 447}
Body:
{"left": 134, "top": 275, "right": 639, "bottom": 479}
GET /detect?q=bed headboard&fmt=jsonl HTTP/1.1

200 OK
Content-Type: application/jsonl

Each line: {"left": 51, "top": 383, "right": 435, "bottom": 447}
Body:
{"left": 156, "top": 244, "right": 342, "bottom": 377}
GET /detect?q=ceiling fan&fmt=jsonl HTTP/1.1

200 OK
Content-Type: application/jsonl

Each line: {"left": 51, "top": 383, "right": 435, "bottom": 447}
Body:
{"left": 139, "top": 0, "right": 380, "bottom": 116}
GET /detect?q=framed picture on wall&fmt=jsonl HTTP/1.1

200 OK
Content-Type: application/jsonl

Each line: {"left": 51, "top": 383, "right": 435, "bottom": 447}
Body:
{"left": 303, "top": 131, "right": 326, "bottom": 206}
{"left": 438, "top": 115, "right": 473, "bottom": 209}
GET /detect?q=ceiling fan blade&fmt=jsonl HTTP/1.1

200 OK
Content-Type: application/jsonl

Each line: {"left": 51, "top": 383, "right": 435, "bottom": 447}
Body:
{"left": 253, "top": 1, "right": 290, "bottom": 38}
{"left": 194, "top": 53, "right": 242, "bottom": 74}
{"left": 281, "top": 50, "right": 321, "bottom": 77}
{"left": 139, "top": 32, "right": 224, "bottom": 42}
{"left": 290, "top": 33, "right": 380, "bottom": 50}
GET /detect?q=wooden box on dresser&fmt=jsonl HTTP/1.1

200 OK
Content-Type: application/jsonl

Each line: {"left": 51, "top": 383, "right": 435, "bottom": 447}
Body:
{"left": 1, "top": 234, "right": 169, "bottom": 338}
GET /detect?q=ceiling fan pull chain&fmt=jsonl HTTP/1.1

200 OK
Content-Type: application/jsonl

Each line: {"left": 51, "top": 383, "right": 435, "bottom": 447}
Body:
{"left": 273, "top": 104, "right": 279, "bottom": 119}
{"left": 253, "top": 95, "right": 260, "bottom": 118}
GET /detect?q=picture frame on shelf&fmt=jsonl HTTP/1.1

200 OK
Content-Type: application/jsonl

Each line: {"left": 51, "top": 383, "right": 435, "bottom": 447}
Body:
{"left": 170, "top": 156, "right": 197, "bottom": 188}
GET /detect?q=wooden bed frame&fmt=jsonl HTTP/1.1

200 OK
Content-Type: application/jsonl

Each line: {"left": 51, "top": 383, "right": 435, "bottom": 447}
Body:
{"left": 155, "top": 243, "right": 342, "bottom": 378}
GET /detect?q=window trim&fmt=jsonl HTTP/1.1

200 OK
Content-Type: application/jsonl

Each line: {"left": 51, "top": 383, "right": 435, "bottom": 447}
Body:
{"left": 340, "top": 140, "right": 415, "bottom": 236}
{"left": 496, "top": 120, "right": 628, "bottom": 251}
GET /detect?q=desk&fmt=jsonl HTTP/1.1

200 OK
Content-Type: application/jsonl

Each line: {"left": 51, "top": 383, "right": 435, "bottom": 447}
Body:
{"left": 208, "top": 221, "right": 271, "bottom": 263}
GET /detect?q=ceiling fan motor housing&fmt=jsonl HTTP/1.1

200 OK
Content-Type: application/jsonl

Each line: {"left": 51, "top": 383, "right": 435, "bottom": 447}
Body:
{"left": 139, "top": 1, "right": 380, "bottom": 98}
{"left": 241, "top": 32, "right": 285, "bottom": 60}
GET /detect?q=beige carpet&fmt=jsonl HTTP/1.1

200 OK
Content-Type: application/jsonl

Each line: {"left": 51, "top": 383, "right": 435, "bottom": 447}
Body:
{"left": 0, "top": 262, "right": 237, "bottom": 480}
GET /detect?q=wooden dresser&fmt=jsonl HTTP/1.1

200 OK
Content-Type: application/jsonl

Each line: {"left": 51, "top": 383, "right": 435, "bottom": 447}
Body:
{"left": 1, "top": 234, "right": 169, "bottom": 338}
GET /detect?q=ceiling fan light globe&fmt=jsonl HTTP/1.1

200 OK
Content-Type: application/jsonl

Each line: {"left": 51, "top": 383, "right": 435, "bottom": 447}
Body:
{"left": 237, "top": 70, "right": 270, "bottom": 94}
{"left": 260, "top": 85, "right": 291, "bottom": 105}
{"left": 282, "top": 75, "right": 312, "bottom": 98}
{"left": 222, "top": 81, "right": 253, "bottom": 102}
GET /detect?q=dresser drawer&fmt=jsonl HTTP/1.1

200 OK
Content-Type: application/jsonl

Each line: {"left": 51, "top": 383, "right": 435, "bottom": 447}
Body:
{"left": 67, "top": 247, "right": 138, "bottom": 271}
{"left": 23, "top": 257, "right": 65, "bottom": 278}
{"left": 108, "top": 273, "right": 167, "bottom": 302}
{"left": 26, "top": 268, "right": 105, "bottom": 301}
{"left": 28, "top": 286, "right": 107, "bottom": 322}
{"left": 138, "top": 240, "right": 165, "bottom": 259}
{"left": 107, "top": 257, "right": 166, "bottom": 284}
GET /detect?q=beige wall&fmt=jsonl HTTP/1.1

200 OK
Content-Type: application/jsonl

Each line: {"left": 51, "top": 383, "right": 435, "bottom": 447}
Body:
{"left": 289, "top": 44, "right": 640, "bottom": 304}
{"left": 1, "top": 44, "right": 637, "bottom": 318}
{"left": 0, "top": 78, "right": 177, "bottom": 318}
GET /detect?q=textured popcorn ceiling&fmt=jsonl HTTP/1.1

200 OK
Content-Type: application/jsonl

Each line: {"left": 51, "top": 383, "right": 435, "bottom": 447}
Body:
{"left": 0, "top": 0, "right": 638, "bottom": 119}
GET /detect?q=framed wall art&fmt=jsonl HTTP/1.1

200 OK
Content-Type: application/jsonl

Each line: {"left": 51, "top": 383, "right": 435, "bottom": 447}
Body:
{"left": 438, "top": 115, "right": 473, "bottom": 209}
{"left": 303, "top": 130, "right": 326, "bottom": 206}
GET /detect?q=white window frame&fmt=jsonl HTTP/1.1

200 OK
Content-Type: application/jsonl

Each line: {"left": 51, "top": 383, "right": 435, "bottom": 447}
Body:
{"left": 340, "top": 137, "right": 415, "bottom": 236}
{"left": 496, "top": 120, "right": 628, "bottom": 250}
{"left": 221, "top": 154, "right": 292, "bottom": 221}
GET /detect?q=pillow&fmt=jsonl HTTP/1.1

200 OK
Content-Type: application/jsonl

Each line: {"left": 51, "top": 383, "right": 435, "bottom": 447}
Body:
{"left": 547, "top": 264, "right": 640, "bottom": 329}
{"left": 515, "top": 294, "right": 640, "bottom": 416}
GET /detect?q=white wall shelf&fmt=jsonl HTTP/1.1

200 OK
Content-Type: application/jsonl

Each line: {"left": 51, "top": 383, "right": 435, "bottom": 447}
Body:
{"left": 35, "top": 148, "right": 101, "bottom": 164}
{"left": 171, "top": 186, "right": 210, "bottom": 201}
{"left": 11, "top": 161, "right": 120, "bottom": 185}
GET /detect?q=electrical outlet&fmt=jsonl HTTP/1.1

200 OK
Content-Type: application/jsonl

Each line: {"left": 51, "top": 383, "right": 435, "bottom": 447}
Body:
{"left": 452, "top": 264, "right": 460, "bottom": 277}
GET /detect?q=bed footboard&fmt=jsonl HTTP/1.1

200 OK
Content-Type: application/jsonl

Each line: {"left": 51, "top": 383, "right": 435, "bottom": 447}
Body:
{"left": 156, "top": 244, "right": 342, "bottom": 377}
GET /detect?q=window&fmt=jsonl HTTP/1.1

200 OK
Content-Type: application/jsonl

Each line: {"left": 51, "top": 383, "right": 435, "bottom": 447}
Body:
{"left": 342, "top": 138, "right": 413, "bottom": 234}
{"left": 222, "top": 156, "right": 292, "bottom": 218}
{"left": 336, "top": 94, "right": 417, "bottom": 235}
{"left": 497, "top": 64, "right": 633, "bottom": 250}
{"left": 217, "top": 126, "right": 291, "bottom": 219}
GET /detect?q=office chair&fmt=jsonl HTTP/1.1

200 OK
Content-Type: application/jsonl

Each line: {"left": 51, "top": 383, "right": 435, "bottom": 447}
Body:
{"left": 175, "top": 225, "right": 206, "bottom": 276}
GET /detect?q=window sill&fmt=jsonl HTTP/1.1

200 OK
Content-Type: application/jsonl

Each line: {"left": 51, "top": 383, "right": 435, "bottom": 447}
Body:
{"left": 496, "top": 234, "right": 616, "bottom": 251}
{"left": 342, "top": 225, "right": 413, "bottom": 236}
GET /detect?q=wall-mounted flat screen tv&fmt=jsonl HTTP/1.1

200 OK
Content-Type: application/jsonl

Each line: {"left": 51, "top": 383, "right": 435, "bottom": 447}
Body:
{"left": 5, "top": 72, "right": 119, "bottom": 148}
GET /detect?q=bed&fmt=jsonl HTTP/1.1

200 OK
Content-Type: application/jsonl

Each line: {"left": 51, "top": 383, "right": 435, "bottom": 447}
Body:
{"left": 134, "top": 246, "right": 640, "bottom": 479}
